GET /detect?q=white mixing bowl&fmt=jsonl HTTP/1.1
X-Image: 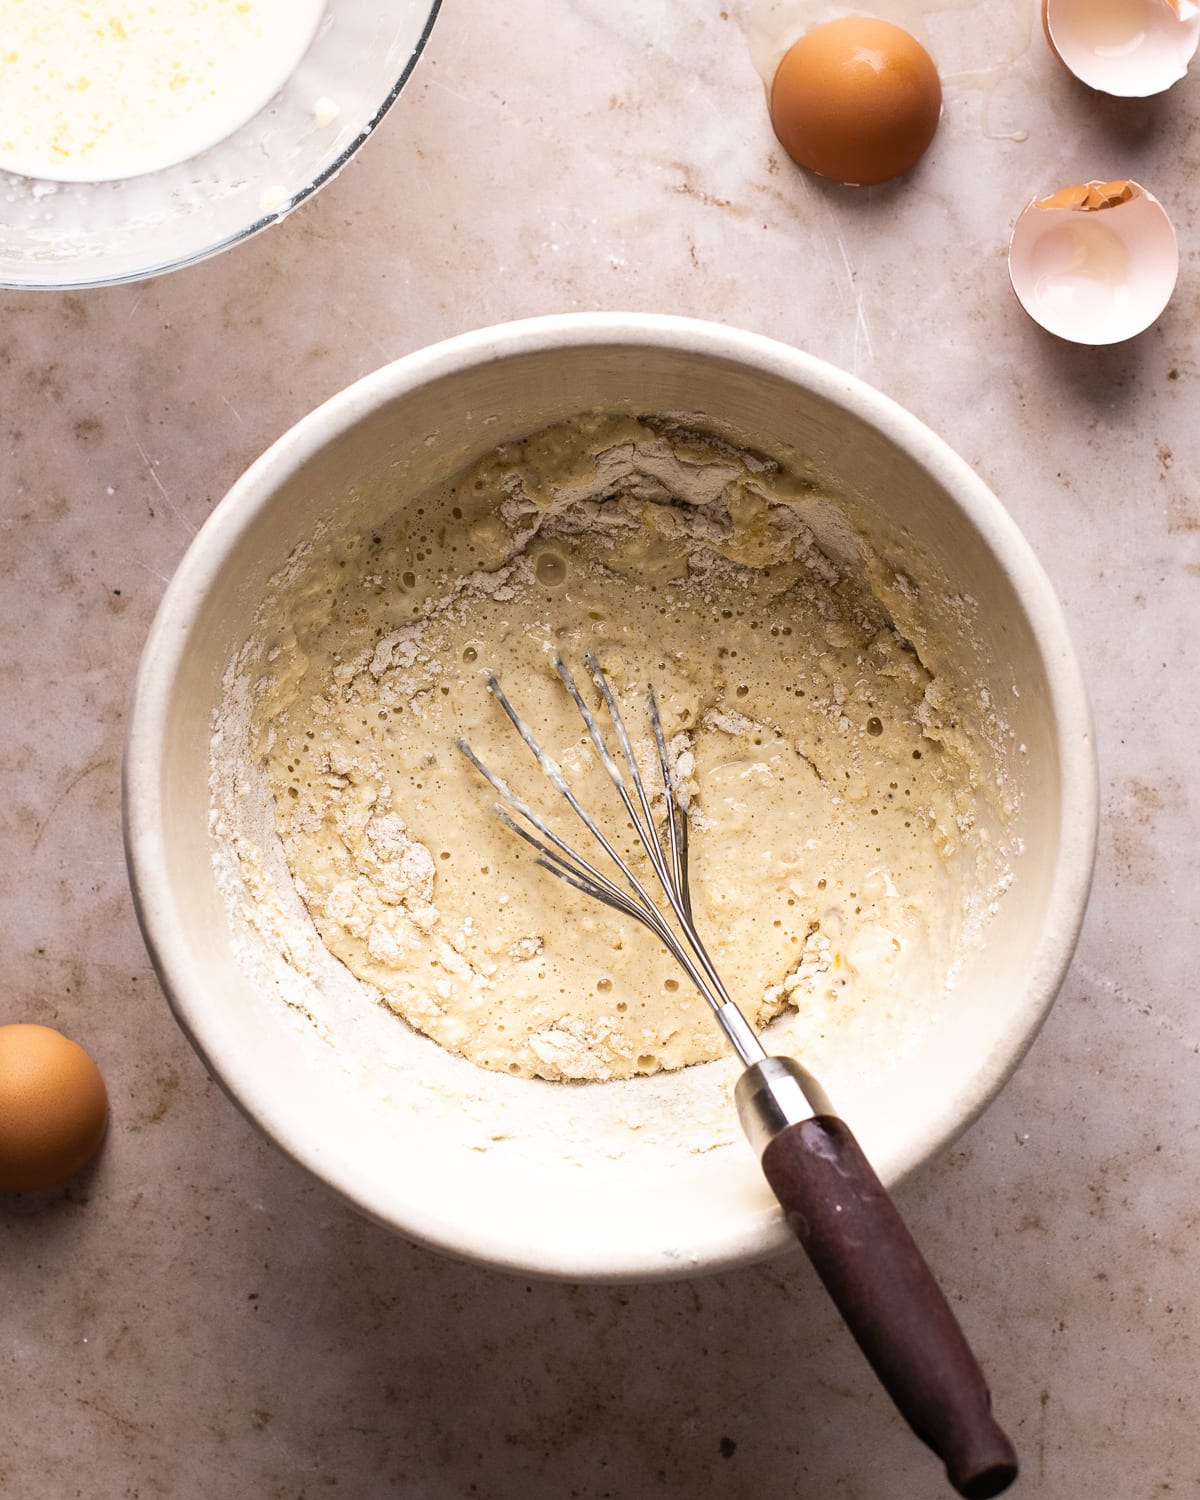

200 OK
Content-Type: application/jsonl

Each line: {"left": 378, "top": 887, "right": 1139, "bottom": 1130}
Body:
{"left": 123, "top": 314, "right": 1097, "bottom": 1280}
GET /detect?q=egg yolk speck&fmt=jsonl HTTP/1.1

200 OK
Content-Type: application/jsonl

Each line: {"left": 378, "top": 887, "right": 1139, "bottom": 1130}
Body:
{"left": 769, "top": 17, "right": 942, "bottom": 187}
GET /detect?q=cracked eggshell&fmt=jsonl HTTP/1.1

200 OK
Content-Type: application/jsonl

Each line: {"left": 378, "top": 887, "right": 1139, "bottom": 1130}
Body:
{"left": 1008, "top": 179, "right": 1178, "bottom": 345}
{"left": 1043, "top": 0, "right": 1200, "bottom": 96}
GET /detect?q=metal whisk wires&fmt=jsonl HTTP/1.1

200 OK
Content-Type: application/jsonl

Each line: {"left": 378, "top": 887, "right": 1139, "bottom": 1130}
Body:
{"left": 458, "top": 653, "right": 766, "bottom": 1067}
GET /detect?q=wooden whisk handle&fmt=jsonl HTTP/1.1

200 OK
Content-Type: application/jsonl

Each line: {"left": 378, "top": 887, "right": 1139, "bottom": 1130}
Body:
{"left": 761, "top": 1116, "right": 1018, "bottom": 1499}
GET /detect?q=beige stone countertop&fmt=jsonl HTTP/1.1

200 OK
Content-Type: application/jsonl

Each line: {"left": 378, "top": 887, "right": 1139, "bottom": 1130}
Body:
{"left": 2, "top": 1, "right": 1197, "bottom": 1496}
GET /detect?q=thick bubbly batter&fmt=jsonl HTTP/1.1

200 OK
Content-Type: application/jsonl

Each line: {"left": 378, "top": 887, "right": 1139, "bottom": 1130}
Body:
{"left": 243, "top": 416, "right": 995, "bottom": 1083}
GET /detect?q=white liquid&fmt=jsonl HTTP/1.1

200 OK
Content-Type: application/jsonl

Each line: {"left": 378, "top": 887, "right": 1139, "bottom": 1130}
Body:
{"left": 0, "top": 0, "right": 327, "bottom": 182}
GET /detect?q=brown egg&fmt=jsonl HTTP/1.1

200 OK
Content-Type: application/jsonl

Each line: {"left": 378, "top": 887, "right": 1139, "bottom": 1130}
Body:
{"left": 769, "top": 17, "right": 942, "bottom": 187}
{"left": 0, "top": 1024, "right": 109, "bottom": 1192}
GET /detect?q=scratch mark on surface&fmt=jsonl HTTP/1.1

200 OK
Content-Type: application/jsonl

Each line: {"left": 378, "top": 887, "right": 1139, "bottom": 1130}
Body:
{"left": 328, "top": 302, "right": 394, "bottom": 364}
{"left": 124, "top": 415, "right": 197, "bottom": 536}
{"left": 221, "top": 395, "right": 245, "bottom": 425}
{"left": 804, "top": 203, "right": 849, "bottom": 307}
{"left": 1073, "top": 960, "right": 1199, "bottom": 1053}
{"left": 833, "top": 230, "right": 874, "bottom": 375}
{"left": 30, "top": 759, "right": 109, "bottom": 854}
{"left": 424, "top": 75, "right": 485, "bottom": 111}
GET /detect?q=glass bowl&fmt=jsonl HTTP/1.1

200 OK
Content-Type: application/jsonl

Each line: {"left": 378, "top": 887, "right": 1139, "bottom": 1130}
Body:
{"left": 0, "top": 0, "right": 441, "bottom": 291}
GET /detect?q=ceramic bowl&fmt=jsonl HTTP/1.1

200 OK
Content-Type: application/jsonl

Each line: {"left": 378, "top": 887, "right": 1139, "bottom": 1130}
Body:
{"left": 0, "top": 0, "right": 440, "bottom": 291}
{"left": 123, "top": 314, "right": 1097, "bottom": 1280}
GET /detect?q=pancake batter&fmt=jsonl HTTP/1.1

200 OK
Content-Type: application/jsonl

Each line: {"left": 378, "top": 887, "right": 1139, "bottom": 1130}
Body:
{"left": 240, "top": 415, "right": 998, "bottom": 1083}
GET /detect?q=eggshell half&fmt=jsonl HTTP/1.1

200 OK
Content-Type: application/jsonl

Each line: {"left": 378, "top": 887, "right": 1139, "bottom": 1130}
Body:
{"left": 1008, "top": 179, "right": 1178, "bottom": 345}
{"left": 1043, "top": 0, "right": 1200, "bottom": 96}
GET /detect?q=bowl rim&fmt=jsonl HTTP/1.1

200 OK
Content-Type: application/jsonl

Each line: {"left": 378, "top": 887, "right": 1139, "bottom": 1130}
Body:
{"left": 0, "top": 0, "right": 443, "bottom": 293}
{"left": 123, "top": 312, "right": 1099, "bottom": 1279}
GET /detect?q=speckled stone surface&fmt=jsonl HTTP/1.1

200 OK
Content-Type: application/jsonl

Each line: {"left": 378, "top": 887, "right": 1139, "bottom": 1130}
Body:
{"left": 2, "top": 2, "right": 1198, "bottom": 1496}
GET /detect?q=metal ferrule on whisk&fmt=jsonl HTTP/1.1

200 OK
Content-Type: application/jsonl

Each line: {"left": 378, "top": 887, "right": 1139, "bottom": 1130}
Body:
{"left": 734, "top": 1055, "right": 835, "bottom": 1159}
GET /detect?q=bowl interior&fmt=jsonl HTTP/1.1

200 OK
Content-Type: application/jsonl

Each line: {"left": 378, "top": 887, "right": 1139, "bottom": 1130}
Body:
{"left": 0, "top": 0, "right": 439, "bottom": 290}
{"left": 126, "top": 323, "right": 1096, "bottom": 1279}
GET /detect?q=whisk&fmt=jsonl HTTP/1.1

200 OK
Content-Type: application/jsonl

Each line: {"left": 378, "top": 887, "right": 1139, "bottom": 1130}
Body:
{"left": 460, "top": 653, "right": 1018, "bottom": 1500}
